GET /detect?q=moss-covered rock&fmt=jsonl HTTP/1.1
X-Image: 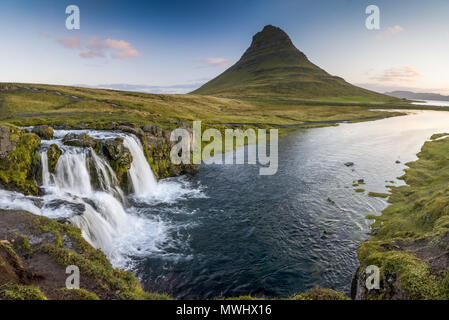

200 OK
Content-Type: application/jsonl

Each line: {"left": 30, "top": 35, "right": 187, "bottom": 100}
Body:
{"left": 140, "top": 123, "right": 199, "bottom": 179}
{"left": 47, "top": 144, "right": 62, "bottom": 173}
{"left": 62, "top": 133, "right": 99, "bottom": 150}
{"left": 292, "top": 286, "right": 350, "bottom": 300}
{"left": 101, "top": 138, "right": 132, "bottom": 188}
{"left": 32, "top": 125, "right": 54, "bottom": 140}
{"left": 0, "top": 209, "right": 171, "bottom": 300}
{"left": 0, "top": 125, "right": 41, "bottom": 195}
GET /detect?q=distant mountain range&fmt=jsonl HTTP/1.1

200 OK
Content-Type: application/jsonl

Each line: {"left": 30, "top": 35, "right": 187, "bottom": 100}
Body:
{"left": 192, "top": 25, "right": 393, "bottom": 101}
{"left": 385, "top": 91, "right": 449, "bottom": 102}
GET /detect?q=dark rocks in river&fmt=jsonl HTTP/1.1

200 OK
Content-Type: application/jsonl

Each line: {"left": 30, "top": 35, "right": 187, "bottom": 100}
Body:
{"left": 140, "top": 123, "right": 199, "bottom": 179}
{"left": 62, "top": 133, "right": 99, "bottom": 150}
{"left": 101, "top": 138, "right": 133, "bottom": 189}
{"left": 32, "top": 125, "right": 54, "bottom": 140}
{"left": 47, "top": 144, "right": 61, "bottom": 174}
{"left": 344, "top": 162, "right": 354, "bottom": 167}
{"left": 395, "top": 160, "right": 401, "bottom": 164}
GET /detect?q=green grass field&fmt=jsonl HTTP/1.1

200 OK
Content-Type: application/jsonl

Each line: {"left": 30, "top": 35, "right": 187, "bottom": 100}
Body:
{"left": 0, "top": 83, "right": 411, "bottom": 131}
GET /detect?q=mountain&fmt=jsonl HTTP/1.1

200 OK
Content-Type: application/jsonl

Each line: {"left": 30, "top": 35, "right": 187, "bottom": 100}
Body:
{"left": 192, "top": 25, "right": 391, "bottom": 101}
{"left": 385, "top": 91, "right": 449, "bottom": 101}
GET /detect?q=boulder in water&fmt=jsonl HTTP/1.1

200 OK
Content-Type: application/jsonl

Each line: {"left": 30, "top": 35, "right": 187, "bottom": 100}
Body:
{"left": 62, "top": 133, "right": 99, "bottom": 150}
{"left": 101, "top": 138, "right": 133, "bottom": 188}
{"left": 47, "top": 144, "right": 61, "bottom": 173}
{"left": 32, "top": 125, "right": 54, "bottom": 140}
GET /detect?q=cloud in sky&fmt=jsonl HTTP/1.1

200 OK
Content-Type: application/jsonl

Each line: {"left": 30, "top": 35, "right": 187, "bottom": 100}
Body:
{"left": 85, "top": 37, "right": 142, "bottom": 60}
{"left": 376, "top": 25, "right": 404, "bottom": 39}
{"left": 80, "top": 50, "right": 105, "bottom": 59}
{"left": 199, "top": 57, "right": 230, "bottom": 67}
{"left": 58, "top": 37, "right": 81, "bottom": 49}
{"left": 370, "top": 66, "right": 421, "bottom": 82}
{"left": 53, "top": 34, "right": 141, "bottom": 60}
{"left": 386, "top": 25, "right": 404, "bottom": 35}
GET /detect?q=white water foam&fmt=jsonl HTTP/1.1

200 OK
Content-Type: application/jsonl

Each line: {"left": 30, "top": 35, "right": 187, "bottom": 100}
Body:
{"left": 0, "top": 129, "right": 203, "bottom": 268}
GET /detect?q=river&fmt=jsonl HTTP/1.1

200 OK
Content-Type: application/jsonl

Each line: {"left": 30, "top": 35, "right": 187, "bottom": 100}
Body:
{"left": 2, "top": 110, "right": 449, "bottom": 298}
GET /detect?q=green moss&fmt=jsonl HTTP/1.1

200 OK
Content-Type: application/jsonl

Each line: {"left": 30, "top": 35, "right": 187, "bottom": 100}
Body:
{"left": 47, "top": 144, "right": 61, "bottom": 173}
{"left": 58, "top": 288, "right": 100, "bottom": 300}
{"left": 0, "top": 125, "right": 41, "bottom": 195}
{"left": 0, "top": 284, "right": 48, "bottom": 300}
{"left": 354, "top": 188, "right": 365, "bottom": 193}
{"left": 368, "top": 192, "right": 389, "bottom": 198}
{"left": 32, "top": 214, "right": 170, "bottom": 300}
{"left": 430, "top": 133, "right": 449, "bottom": 140}
{"left": 358, "top": 136, "right": 449, "bottom": 299}
{"left": 291, "top": 287, "right": 350, "bottom": 300}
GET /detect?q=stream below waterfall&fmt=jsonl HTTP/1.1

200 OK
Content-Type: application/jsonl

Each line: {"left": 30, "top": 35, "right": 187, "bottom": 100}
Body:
{"left": 2, "top": 110, "right": 449, "bottom": 298}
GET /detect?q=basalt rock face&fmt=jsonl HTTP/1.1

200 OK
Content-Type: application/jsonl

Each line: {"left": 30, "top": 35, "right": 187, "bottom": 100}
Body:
{"left": 0, "top": 125, "right": 41, "bottom": 195}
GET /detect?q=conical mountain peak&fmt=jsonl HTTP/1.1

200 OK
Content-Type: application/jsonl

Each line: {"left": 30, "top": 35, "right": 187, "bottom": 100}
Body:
{"left": 192, "top": 25, "right": 389, "bottom": 100}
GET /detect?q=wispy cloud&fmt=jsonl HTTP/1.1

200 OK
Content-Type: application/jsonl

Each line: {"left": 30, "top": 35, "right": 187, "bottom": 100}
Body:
{"left": 48, "top": 34, "right": 141, "bottom": 60}
{"left": 58, "top": 37, "right": 81, "bottom": 49}
{"left": 199, "top": 57, "right": 230, "bottom": 67}
{"left": 80, "top": 50, "right": 105, "bottom": 59}
{"left": 370, "top": 66, "right": 421, "bottom": 82}
{"left": 83, "top": 37, "right": 142, "bottom": 60}
{"left": 376, "top": 25, "right": 404, "bottom": 39}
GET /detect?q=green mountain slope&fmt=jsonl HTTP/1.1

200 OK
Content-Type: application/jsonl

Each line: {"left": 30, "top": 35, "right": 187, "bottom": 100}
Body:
{"left": 192, "top": 25, "right": 393, "bottom": 101}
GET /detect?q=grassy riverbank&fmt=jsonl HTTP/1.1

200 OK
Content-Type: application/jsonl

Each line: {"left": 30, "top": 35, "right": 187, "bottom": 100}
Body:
{"left": 357, "top": 136, "right": 449, "bottom": 299}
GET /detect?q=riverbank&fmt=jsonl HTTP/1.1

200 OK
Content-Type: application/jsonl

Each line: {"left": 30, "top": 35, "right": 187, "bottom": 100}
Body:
{"left": 353, "top": 135, "right": 449, "bottom": 299}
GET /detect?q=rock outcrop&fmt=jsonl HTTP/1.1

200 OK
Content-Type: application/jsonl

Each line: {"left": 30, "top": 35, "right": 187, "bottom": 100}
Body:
{"left": 101, "top": 138, "right": 132, "bottom": 189}
{"left": 0, "top": 209, "right": 170, "bottom": 300}
{"left": 139, "top": 122, "right": 199, "bottom": 179}
{"left": 0, "top": 125, "right": 41, "bottom": 195}
{"left": 32, "top": 125, "right": 54, "bottom": 140}
{"left": 62, "top": 133, "right": 99, "bottom": 150}
{"left": 47, "top": 144, "right": 61, "bottom": 174}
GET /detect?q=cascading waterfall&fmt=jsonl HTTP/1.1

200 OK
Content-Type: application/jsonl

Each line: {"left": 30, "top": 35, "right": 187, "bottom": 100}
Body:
{"left": 39, "top": 146, "right": 129, "bottom": 260}
{"left": 123, "top": 135, "right": 158, "bottom": 196}
{"left": 0, "top": 129, "right": 200, "bottom": 268}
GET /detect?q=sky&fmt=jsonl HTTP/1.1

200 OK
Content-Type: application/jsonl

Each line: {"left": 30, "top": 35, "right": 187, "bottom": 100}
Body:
{"left": 0, "top": 0, "right": 448, "bottom": 95}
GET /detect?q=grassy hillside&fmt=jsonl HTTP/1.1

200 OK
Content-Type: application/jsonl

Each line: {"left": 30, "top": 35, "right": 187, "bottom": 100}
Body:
{"left": 193, "top": 25, "right": 397, "bottom": 103}
{"left": 0, "top": 83, "right": 407, "bottom": 130}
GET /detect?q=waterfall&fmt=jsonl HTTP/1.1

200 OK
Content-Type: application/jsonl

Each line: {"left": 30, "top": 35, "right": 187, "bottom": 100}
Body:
{"left": 39, "top": 145, "right": 129, "bottom": 261}
{"left": 123, "top": 135, "right": 159, "bottom": 196}
{"left": 40, "top": 151, "right": 51, "bottom": 186}
{"left": 0, "top": 129, "right": 200, "bottom": 268}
